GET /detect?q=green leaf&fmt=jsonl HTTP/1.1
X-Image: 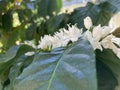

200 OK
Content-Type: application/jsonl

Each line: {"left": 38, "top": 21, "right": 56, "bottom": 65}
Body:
{"left": 8, "top": 55, "right": 34, "bottom": 90}
{"left": 46, "top": 14, "right": 68, "bottom": 34}
{"left": 112, "top": 27, "right": 120, "bottom": 37}
{"left": 69, "top": 2, "right": 98, "bottom": 30}
{"left": 2, "top": 12, "right": 13, "bottom": 32}
{"left": 13, "top": 38, "right": 97, "bottom": 90}
{"left": 96, "top": 49, "right": 120, "bottom": 90}
{"left": 0, "top": 45, "right": 34, "bottom": 63}
{"left": 37, "top": 0, "right": 62, "bottom": 17}
{"left": 26, "top": 23, "right": 37, "bottom": 40}
{"left": 0, "top": 45, "right": 21, "bottom": 63}
{"left": 69, "top": 1, "right": 120, "bottom": 30}
{"left": 95, "top": 2, "right": 111, "bottom": 26}
{"left": 96, "top": 59, "right": 118, "bottom": 90}
{"left": 0, "top": 45, "right": 34, "bottom": 86}
{"left": 105, "top": 0, "right": 120, "bottom": 11}
{"left": 0, "top": 81, "right": 3, "bottom": 90}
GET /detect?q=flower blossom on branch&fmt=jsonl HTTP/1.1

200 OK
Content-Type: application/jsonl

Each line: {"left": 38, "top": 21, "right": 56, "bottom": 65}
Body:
{"left": 37, "top": 25, "right": 83, "bottom": 51}
{"left": 23, "top": 16, "right": 120, "bottom": 59}
{"left": 101, "top": 35, "right": 120, "bottom": 58}
{"left": 84, "top": 16, "right": 120, "bottom": 58}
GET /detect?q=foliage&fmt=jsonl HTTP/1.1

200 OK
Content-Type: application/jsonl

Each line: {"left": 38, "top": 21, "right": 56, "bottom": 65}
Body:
{"left": 0, "top": 18, "right": 120, "bottom": 90}
{"left": 0, "top": 38, "right": 98, "bottom": 90}
{"left": 69, "top": 0, "right": 120, "bottom": 30}
{"left": 0, "top": 0, "right": 63, "bottom": 52}
{"left": 96, "top": 49, "right": 119, "bottom": 90}
{"left": 1, "top": 0, "right": 120, "bottom": 90}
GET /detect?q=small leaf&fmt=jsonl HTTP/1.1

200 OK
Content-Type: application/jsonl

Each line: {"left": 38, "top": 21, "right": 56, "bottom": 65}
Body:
{"left": 26, "top": 23, "right": 37, "bottom": 40}
{"left": 2, "top": 12, "right": 13, "bottom": 32}
{"left": 112, "top": 27, "right": 120, "bottom": 37}
{"left": 46, "top": 14, "right": 67, "bottom": 34}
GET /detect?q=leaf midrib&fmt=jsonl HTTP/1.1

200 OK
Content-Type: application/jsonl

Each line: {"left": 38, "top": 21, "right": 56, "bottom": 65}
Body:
{"left": 46, "top": 44, "right": 76, "bottom": 90}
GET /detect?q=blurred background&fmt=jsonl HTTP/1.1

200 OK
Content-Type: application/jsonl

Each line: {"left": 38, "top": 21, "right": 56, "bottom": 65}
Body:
{"left": 0, "top": 0, "right": 120, "bottom": 53}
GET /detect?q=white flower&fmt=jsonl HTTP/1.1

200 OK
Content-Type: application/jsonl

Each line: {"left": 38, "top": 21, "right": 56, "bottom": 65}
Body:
{"left": 55, "top": 25, "right": 82, "bottom": 43}
{"left": 38, "top": 25, "right": 83, "bottom": 51}
{"left": 84, "top": 16, "right": 93, "bottom": 29}
{"left": 84, "top": 19, "right": 112, "bottom": 51}
{"left": 38, "top": 35, "right": 55, "bottom": 51}
{"left": 84, "top": 30, "right": 102, "bottom": 51}
{"left": 67, "top": 25, "right": 83, "bottom": 42}
{"left": 101, "top": 35, "right": 116, "bottom": 49}
{"left": 83, "top": 16, "right": 120, "bottom": 59}
{"left": 93, "top": 25, "right": 112, "bottom": 41}
{"left": 54, "top": 29, "right": 69, "bottom": 47}
{"left": 101, "top": 35, "right": 120, "bottom": 58}
{"left": 92, "top": 25, "right": 103, "bottom": 41}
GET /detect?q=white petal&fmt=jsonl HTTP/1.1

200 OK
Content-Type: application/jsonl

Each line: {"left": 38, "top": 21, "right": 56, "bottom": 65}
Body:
{"left": 101, "top": 26, "right": 112, "bottom": 38}
{"left": 84, "top": 30, "right": 103, "bottom": 51}
{"left": 92, "top": 25, "right": 111, "bottom": 41}
{"left": 112, "top": 36, "right": 120, "bottom": 47}
{"left": 84, "top": 16, "right": 93, "bottom": 29}
{"left": 109, "top": 12, "right": 120, "bottom": 30}
{"left": 93, "top": 25, "right": 102, "bottom": 41}
{"left": 93, "top": 41, "right": 103, "bottom": 51}
{"left": 101, "top": 35, "right": 114, "bottom": 49}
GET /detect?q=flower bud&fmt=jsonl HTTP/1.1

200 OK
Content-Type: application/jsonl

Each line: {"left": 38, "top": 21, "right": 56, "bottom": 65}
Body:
{"left": 84, "top": 16, "right": 93, "bottom": 29}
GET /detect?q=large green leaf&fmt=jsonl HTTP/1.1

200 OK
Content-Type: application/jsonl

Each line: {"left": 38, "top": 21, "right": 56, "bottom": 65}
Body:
{"left": 13, "top": 38, "right": 97, "bottom": 90}
{"left": 96, "top": 49, "right": 120, "bottom": 90}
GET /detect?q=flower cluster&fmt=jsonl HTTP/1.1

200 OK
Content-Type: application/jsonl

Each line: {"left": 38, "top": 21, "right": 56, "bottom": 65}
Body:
{"left": 24, "top": 16, "right": 120, "bottom": 59}
{"left": 84, "top": 16, "right": 120, "bottom": 58}
{"left": 37, "top": 25, "right": 83, "bottom": 51}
